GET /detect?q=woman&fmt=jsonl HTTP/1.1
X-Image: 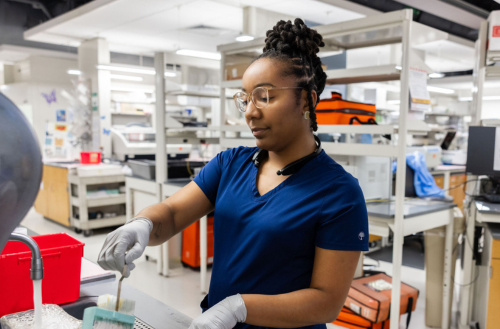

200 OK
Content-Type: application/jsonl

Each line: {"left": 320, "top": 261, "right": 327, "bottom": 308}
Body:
{"left": 98, "top": 18, "right": 369, "bottom": 329}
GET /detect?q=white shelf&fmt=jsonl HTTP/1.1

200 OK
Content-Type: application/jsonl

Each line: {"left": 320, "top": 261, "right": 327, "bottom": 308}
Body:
{"left": 72, "top": 194, "right": 126, "bottom": 208}
{"left": 167, "top": 90, "right": 232, "bottom": 99}
{"left": 111, "top": 112, "right": 149, "bottom": 116}
{"left": 322, "top": 142, "right": 398, "bottom": 157}
{"left": 72, "top": 215, "right": 127, "bottom": 230}
{"left": 221, "top": 125, "right": 248, "bottom": 132}
{"left": 325, "top": 65, "right": 400, "bottom": 85}
{"left": 316, "top": 124, "right": 394, "bottom": 135}
{"left": 486, "top": 66, "right": 500, "bottom": 77}
{"left": 166, "top": 126, "right": 220, "bottom": 132}
{"left": 220, "top": 137, "right": 398, "bottom": 158}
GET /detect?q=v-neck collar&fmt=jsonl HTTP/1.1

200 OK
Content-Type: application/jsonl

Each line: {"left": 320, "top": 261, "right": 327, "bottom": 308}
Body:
{"left": 250, "top": 151, "right": 323, "bottom": 201}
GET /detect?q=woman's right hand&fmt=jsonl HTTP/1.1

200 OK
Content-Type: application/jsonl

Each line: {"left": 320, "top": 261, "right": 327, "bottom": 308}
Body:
{"left": 97, "top": 218, "right": 152, "bottom": 277}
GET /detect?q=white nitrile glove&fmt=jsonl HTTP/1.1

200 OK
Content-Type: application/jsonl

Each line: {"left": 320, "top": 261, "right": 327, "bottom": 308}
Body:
{"left": 189, "top": 294, "right": 247, "bottom": 329}
{"left": 97, "top": 217, "right": 152, "bottom": 277}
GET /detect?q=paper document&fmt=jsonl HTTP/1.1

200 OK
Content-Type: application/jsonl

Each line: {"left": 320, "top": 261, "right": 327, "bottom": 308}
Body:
{"left": 409, "top": 68, "right": 431, "bottom": 112}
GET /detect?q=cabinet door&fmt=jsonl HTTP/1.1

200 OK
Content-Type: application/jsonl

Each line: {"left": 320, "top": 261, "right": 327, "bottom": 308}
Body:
{"left": 34, "top": 168, "right": 49, "bottom": 216}
{"left": 434, "top": 175, "right": 444, "bottom": 189}
{"left": 487, "top": 259, "right": 500, "bottom": 328}
{"left": 449, "top": 174, "right": 466, "bottom": 210}
{"left": 47, "top": 183, "right": 70, "bottom": 226}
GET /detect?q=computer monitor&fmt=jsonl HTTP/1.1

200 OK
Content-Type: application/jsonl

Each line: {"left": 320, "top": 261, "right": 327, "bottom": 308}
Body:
{"left": 466, "top": 126, "right": 500, "bottom": 178}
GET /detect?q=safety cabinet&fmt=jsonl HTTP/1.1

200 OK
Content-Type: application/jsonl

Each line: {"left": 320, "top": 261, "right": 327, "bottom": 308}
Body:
{"left": 34, "top": 164, "right": 70, "bottom": 226}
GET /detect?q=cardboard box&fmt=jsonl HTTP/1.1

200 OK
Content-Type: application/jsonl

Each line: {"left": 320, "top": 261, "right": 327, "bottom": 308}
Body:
{"left": 225, "top": 62, "right": 251, "bottom": 80}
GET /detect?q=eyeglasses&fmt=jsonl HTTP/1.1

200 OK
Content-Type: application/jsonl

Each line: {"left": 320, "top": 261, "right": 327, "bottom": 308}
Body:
{"left": 233, "top": 86, "right": 303, "bottom": 113}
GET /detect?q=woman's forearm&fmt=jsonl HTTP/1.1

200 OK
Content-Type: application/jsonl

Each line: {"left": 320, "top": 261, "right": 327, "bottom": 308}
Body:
{"left": 136, "top": 202, "right": 177, "bottom": 246}
{"left": 242, "top": 288, "right": 343, "bottom": 327}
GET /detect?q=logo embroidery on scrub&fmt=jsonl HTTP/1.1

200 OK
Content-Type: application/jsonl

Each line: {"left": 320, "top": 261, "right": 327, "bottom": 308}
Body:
{"left": 358, "top": 232, "right": 365, "bottom": 241}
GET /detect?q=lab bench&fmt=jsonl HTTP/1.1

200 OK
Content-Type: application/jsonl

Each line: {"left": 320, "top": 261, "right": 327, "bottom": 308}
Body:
{"left": 366, "top": 199, "right": 456, "bottom": 328}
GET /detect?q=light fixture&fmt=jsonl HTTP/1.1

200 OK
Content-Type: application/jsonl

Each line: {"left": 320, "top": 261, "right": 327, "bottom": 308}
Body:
{"left": 110, "top": 74, "right": 143, "bottom": 81}
{"left": 427, "top": 86, "right": 455, "bottom": 94}
{"left": 387, "top": 100, "right": 401, "bottom": 104}
{"left": 395, "top": 66, "right": 402, "bottom": 70}
{"left": 175, "top": 49, "right": 221, "bottom": 60}
{"left": 236, "top": 34, "right": 254, "bottom": 42}
{"left": 164, "top": 72, "right": 177, "bottom": 77}
{"left": 97, "top": 65, "right": 155, "bottom": 75}
{"left": 67, "top": 69, "right": 81, "bottom": 75}
{"left": 429, "top": 72, "right": 445, "bottom": 79}
{"left": 111, "top": 86, "right": 154, "bottom": 93}
{"left": 0, "top": 85, "right": 7, "bottom": 90}
{"left": 459, "top": 96, "right": 500, "bottom": 102}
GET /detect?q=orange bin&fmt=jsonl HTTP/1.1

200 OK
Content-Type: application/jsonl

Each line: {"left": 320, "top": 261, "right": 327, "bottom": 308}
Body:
{"left": 182, "top": 214, "right": 214, "bottom": 269}
{"left": 316, "top": 92, "right": 377, "bottom": 125}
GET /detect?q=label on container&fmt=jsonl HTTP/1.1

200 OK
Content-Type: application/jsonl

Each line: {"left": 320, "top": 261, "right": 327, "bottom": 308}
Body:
{"left": 350, "top": 303, "right": 361, "bottom": 314}
{"left": 493, "top": 26, "right": 500, "bottom": 37}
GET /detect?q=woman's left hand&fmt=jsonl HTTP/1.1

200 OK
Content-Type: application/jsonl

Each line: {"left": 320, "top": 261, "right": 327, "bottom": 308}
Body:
{"left": 189, "top": 294, "right": 247, "bottom": 329}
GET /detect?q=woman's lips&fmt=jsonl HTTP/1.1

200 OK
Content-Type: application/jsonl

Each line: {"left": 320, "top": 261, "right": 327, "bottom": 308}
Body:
{"left": 252, "top": 128, "right": 268, "bottom": 138}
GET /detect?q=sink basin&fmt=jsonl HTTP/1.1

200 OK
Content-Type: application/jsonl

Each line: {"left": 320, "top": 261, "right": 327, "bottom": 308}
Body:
{"left": 0, "top": 299, "right": 155, "bottom": 329}
{"left": 60, "top": 298, "right": 97, "bottom": 320}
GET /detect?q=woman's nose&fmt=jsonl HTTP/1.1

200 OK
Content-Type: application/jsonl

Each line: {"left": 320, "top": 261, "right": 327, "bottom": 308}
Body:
{"left": 244, "top": 98, "right": 262, "bottom": 120}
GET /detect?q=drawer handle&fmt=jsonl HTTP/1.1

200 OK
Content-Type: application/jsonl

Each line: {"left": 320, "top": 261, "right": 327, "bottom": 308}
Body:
{"left": 18, "top": 252, "right": 61, "bottom": 263}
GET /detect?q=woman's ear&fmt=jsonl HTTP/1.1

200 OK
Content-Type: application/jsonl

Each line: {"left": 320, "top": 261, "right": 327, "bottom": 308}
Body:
{"left": 304, "top": 89, "right": 318, "bottom": 110}
{"left": 311, "top": 90, "right": 318, "bottom": 108}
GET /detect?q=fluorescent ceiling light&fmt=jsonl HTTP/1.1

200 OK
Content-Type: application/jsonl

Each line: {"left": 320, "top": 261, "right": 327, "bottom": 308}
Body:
{"left": 176, "top": 49, "right": 221, "bottom": 60}
{"left": 67, "top": 69, "right": 81, "bottom": 75}
{"left": 111, "top": 86, "right": 154, "bottom": 93}
{"left": 387, "top": 100, "right": 400, "bottom": 104}
{"left": 110, "top": 74, "right": 143, "bottom": 82}
{"left": 427, "top": 86, "right": 455, "bottom": 94}
{"left": 236, "top": 35, "right": 254, "bottom": 42}
{"left": 97, "top": 65, "right": 155, "bottom": 75}
{"left": 459, "top": 96, "right": 500, "bottom": 101}
{"left": 165, "top": 72, "right": 177, "bottom": 77}
{"left": 429, "top": 72, "right": 445, "bottom": 79}
{"left": 395, "top": 66, "right": 402, "bottom": 70}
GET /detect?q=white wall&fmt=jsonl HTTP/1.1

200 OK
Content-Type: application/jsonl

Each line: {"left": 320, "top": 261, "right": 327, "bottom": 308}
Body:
{"left": 2, "top": 55, "right": 77, "bottom": 151}
{"left": 481, "top": 100, "right": 500, "bottom": 120}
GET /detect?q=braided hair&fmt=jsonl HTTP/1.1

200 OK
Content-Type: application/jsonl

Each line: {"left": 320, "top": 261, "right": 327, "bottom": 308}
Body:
{"left": 254, "top": 18, "right": 327, "bottom": 132}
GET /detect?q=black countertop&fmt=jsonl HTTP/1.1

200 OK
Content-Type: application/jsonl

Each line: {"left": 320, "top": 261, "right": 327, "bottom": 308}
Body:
{"left": 366, "top": 199, "right": 456, "bottom": 219}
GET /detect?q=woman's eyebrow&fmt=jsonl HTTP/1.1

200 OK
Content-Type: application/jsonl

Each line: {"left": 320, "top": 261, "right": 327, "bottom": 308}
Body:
{"left": 242, "top": 82, "right": 275, "bottom": 92}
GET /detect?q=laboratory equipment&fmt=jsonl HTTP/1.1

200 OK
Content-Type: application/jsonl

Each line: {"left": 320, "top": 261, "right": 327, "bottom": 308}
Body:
{"left": 344, "top": 273, "right": 418, "bottom": 324}
{"left": 0, "top": 93, "right": 43, "bottom": 253}
{"left": 466, "top": 126, "right": 500, "bottom": 177}
{"left": 406, "top": 146, "right": 442, "bottom": 170}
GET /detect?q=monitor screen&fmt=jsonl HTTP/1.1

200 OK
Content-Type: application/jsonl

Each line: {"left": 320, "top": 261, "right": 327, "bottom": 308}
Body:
{"left": 466, "top": 126, "right": 500, "bottom": 177}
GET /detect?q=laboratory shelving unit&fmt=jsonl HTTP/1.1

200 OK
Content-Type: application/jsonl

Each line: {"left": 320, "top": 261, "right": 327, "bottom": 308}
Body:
{"left": 69, "top": 173, "right": 127, "bottom": 237}
{"left": 131, "top": 53, "right": 223, "bottom": 293}
{"left": 459, "top": 19, "right": 500, "bottom": 329}
{"left": 217, "top": 9, "right": 454, "bottom": 329}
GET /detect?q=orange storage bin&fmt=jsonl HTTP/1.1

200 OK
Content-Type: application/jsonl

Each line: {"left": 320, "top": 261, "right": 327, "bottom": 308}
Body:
{"left": 316, "top": 92, "right": 376, "bottom": 125}
{"left": 182, "top": 214, "right": 214, "bottom": 269}
{"left": 334, "top": 307, "right": 394, "bottom": 329}
{"left": 0, "top": 233, "right": 84, "bottom": 317}
{"left": 344, "top": 273, "right": 418, "bottom": 324}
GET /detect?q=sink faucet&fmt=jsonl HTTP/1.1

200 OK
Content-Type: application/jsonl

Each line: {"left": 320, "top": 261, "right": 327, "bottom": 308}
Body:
{"left": 9, "top": 232, "right": 44, "bottom": 280}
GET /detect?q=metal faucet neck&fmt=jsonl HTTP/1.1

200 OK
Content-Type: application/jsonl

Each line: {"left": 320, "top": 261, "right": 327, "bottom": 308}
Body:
{"left": 9, "top": 232, "right": 44, "bottom": 280}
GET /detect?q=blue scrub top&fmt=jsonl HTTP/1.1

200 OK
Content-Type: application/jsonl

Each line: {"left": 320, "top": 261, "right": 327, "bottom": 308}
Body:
{"left": 194, "top": 146, "right": 369, "bottom": 329}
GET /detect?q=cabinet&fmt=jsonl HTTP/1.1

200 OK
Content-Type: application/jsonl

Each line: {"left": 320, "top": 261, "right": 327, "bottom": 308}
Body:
{"left": 487, "top": 257, "right": 500, "bottom": 328}
{"left": 433, "top": 173, "right": 466, "bottom": 210}
{"left": 34, "top": 165, "right": 70, "bottom": 226}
